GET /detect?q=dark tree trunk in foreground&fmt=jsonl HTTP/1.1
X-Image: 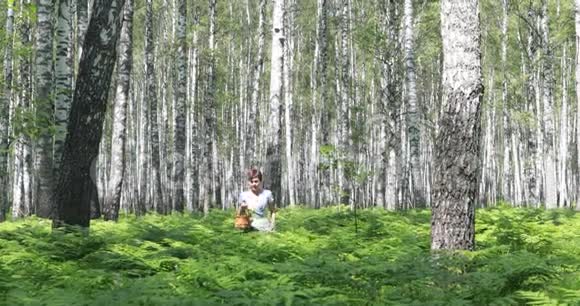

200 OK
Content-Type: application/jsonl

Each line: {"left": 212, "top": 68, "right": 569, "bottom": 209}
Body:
{"left": 431, "top": 0, "right": 483, "bottom": 251}
{"left": 53, "top": 0, "right": 126, "bottom": 228}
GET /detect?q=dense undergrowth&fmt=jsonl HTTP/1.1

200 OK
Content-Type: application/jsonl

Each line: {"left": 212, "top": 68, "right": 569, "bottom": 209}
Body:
{"left": 0, "top": 206, "right": 578, "bottom": 305}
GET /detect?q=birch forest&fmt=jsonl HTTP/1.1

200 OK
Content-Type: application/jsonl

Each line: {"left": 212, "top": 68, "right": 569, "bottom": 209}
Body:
{"left": 3, "top": 0, "right": 579, "bottom": 218}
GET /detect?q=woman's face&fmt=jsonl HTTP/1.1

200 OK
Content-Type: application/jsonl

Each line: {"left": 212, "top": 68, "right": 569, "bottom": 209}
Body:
{"left": 249, "top": 177, "right": 262, "bottom": 193}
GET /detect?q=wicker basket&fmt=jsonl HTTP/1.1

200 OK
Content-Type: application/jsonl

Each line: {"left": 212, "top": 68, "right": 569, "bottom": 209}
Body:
{"left": 234, "top": 211, "right": 252, "bottom": 230}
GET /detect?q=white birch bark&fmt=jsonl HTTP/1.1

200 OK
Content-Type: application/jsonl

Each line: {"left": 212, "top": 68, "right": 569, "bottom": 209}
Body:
{"left": 266, "top": 0, "right": 285, "bottom": 203}
{"left": 55, "top": 0, "right": 73, "bottom": 173}
{"left": 558, "top": 46, "right": 568, "bottom": 207}
{"left": 403, "top": 0, "right": 423, "bottom": 206}
{"left": 34, "top": 0, "right": 55, "bottom": 218}
{"left": 283, "top": 0, "right": 295, "bottom": 207}
{"left": 104, "top": 0, "right": 133, "bottom": 221}
{"left": 541, "top": 0, "right": 557, "bottom": 208}
{"left": 575, "top": 0, "right": 580, "bottom": 210}
{"left": 431, "top": 0, "right": 483, "bottom": 251}
{"left": 309, "top": 0, "right": 327, "bottom": 208}
{"left": 1, "top": 3, "right": 15, "bottom": 221}
{"left": 247, "top": 0, "right": 266, "bottom": 166}
{"left": 173, "top": 0, "right": 187, "bottom": 212}
{"left": 13, "top": 0, "right": 34, "bottom": 218}
{"left": 146, "top": 0, "right": 164, "bottom": 214}
{"left": 500, "top": 0, "right": 511, "bottom": 203}
{"left": 138, "top": 1, "right": 152, "bottom": 214}
{"left": 200, "top": 0, "right": 218, "bottom": 214}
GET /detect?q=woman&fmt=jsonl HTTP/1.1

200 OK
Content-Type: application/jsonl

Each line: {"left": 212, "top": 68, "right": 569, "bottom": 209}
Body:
{"left": 238, "top": 168, "right": 276, "bottom": 232}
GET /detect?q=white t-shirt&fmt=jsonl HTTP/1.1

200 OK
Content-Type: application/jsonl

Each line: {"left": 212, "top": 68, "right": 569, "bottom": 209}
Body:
{"left": 238, "top": 189, "right": 274, "bottom": 218}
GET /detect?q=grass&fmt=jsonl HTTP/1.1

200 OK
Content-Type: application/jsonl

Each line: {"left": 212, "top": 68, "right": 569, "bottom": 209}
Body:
{"left": 0, "top": 206, "right": 578, "bottom": 305}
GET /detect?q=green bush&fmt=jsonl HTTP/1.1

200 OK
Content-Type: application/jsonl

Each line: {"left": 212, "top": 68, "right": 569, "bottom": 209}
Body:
{"left": 0, "top": 206, "right": 578, "bottom": 305}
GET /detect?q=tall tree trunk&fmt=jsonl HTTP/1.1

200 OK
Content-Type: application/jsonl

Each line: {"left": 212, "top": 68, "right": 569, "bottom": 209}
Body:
{"left": 147, "top": 0, "right": 164, "bottom": 214}
{"left": 201, "top": 0, "right": 218, "bottom": 215}
{"left": 576, "top": 0, "right": 580, "bottom": 210}
{"left": 247, "top": 0, "right": 266, "bottom": 166}
{"left": 431, "top": 0, "right": 483, "bottom": 251}
{"left": 283, "top": 0, "right": 295, "bottom": 207}
{"left": 53, "top": 0, "right": 126, "bottom": 228}
{"left": 541, "top": 0, "right": 557, "bottom": 208}
{"left": 309, "top": 0, "right": 327, "bottom": 208}
{"left": 500, "top": 0, "right": 510, "bottom": 203}
{"left": 55, "top": 0, "right": 73, "bottom": 174}
{"left": 172, "top": 0, "right": 187, "bottom": 213}
{"left": 104, "top": 0, "right": 133, "bottom": 221}
{"left": 337, "top": 0, "right": 350, "bottom": 206}
{"left": 403, "top": 0, "right": 423, "bottom": 207}
{"left": 34, "top": 0, "right": 55, "bottom": 218}
{"left": 10, "top": 2, "right": 21, "bottom": 219}
{"left": 266, "top": 0, "right": 284, "bottom": 204}
{"left": 1, "top": 3, "right": 15, "bottom": 221}
{"left": 13, "top": 0, "right": 34, "bottom": 218}
{"left": 558, "top": 46, "right": 568, "bottom": 208}
{"left": 137, "top": 0, "right": 150, "bottom": 215}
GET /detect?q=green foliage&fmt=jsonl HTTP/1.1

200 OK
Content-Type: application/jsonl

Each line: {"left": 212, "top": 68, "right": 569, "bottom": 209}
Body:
{"left": 0, "top": 207, "right": 578, "bottom": 305}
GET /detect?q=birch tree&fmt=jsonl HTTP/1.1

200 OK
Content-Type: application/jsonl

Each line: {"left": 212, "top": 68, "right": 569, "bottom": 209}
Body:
{"left": 34, "top": 0, "right": 54, "bottom": 218}
{"left": 138, "top": 0, "right": 155, "bottom": 215}
{"left": 173, "top": 0, "right": 187, "bottom": 213}
{"left": 576, "top": 0, "right": 580, "bottom": 210}
{"left": 12, "top": 0, "right": 34, "bottom": 219}
{"left": 1, "top": 3, "right": 14, "bottom": 221}
{"left": 541, "top": 0, "right": 557, "bottom": 208}
{"left": 431, "top": 0, "right": 483, "bottom": 251}
{"left": 283, "top": 0, "right": 295, "bottom": 207}
{"left": 53, "top": 0, "right": 126, "bottom": 228}
{"left": 309, "top": 0, "right": 328, "bottom": 208}
{"left": 104, "top": 0, "right": 133, "bottom": 221}
{"left": 201, "top": 0, "right": 218, "bottom": 214}
{"left": 266, "top": 0, "right": 284, "bottom": 203}
{"left": 558, "top": 46, "right": 568, "bottom": 208}
{"left": 55, "top": 0, "right": 73, "bottom": 173}
{"left": 403, "top": 0, "right": 423, "bottom": 207}
{"left": 247, "top": 0, "right": 266, "bottom": 166}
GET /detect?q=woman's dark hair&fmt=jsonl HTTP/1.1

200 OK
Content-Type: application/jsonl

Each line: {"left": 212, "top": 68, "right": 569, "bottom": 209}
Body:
{"left": 247, "top": 168, "right": 263, "bottom": 181}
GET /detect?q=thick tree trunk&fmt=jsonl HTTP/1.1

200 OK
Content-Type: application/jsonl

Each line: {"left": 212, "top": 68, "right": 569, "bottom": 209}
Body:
{"left": 431, "top": 0, "right": 483, "bottom": 251}
{"left": 104, "top": 0, "right": 133, "bottom": 221}
{"left": 53, "top": 0, "right": 126, "bottom": 228}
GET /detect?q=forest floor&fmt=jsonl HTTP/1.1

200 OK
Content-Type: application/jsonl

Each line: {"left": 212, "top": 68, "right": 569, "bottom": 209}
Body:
{"left": 0, "top": 206, "right": 578, "bottom": 305}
